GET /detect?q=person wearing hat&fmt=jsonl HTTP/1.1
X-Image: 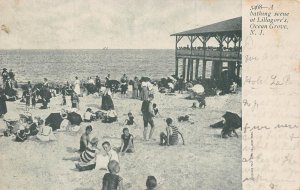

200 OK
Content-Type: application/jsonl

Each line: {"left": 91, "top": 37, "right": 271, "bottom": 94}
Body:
{"left": 8, "top": 69, "right": 15, "bottom": 81}
{"left": 0, "top": 88, "right": 8, "bottom": 116}
{"left": 95, "top": 75, "right": 101, "bottom": 92}
{"left": 57, "top": 113, "right": 71, "bottom": 132}
{"left": 2, "top": 68, "right": 9, "bottom": 89}
{"left": 83, "top": 108, "right": 96, "bottom": 122}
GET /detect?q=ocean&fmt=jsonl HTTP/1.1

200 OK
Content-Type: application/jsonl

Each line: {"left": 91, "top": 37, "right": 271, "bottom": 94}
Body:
{"left": 0, "top": 49, "right": 176, "bottom": 84}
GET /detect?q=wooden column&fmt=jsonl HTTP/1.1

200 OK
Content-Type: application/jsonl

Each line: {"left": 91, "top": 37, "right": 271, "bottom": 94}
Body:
{"left": 175, "top": 58, "right": 179, "bottom": 78}
{"left": 237, "top": 62, "right": 241, "bottom": 78}
{"left": 195, "top": 59, "right": 199, "bottom": 79}
{"left": 211, "top": 61, "right": 222, "bottom": 79}
{"left": 187, "top": 59, "right": 191, "bottom": 82}
{"left": 202, "top": 60, "right": 206, "bottom": 79}
{"left": 228, "top": 61, "right": 236, "bottom": 81}
{"left": 211, "top": 61, "right": 215, "bottom": 79}
{"left": 175, "top": 35, "right": 183, "bottom": 78}
{"left": 182, "top": 58, "right": 186, "bottom": 81}
{"left": 190, "top": 59, "right": 194, "bottom": 81}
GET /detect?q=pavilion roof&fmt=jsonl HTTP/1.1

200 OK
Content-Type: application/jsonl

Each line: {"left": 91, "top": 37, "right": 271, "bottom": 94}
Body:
{"left": 171, "top": 17, "right": 242, "bottom": 36}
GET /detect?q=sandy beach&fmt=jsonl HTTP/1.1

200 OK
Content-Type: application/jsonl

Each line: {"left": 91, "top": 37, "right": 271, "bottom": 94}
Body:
{"left": 0, "top": 90, "right": 241, "bottom": 190}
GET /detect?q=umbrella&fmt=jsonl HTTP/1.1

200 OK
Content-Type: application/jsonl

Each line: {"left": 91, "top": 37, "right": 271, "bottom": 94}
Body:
{"left": 191, "top": 84, "right": 205, "bottom": 94}
{"left": 106, "top": 80, "right": 120, "bottom": 92}
{"left": 222, "top": 112, "right": 242, "bottom": 129}
{"left": 67, "top": 112, "right": 82, "bottom": 125}
{"left": 45, "top": 113, "right": 63, "bottom": 131}
{"left": 209, "top": 121, "right": 224, "bottom": 128}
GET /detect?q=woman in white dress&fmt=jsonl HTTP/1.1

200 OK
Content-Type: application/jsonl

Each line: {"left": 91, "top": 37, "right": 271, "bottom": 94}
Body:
{"left": 140, "top": 78, "right": 149, "bottom": 101}
{"left": 74, "top": 76, "right": 81, "bottom": 95}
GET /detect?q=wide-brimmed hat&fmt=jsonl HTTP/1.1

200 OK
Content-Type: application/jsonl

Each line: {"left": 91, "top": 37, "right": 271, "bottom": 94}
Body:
{"left": 3, "top": 68, "right": 7, "bottom": 71}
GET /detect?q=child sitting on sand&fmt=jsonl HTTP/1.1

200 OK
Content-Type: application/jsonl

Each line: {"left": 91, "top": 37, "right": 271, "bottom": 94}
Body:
{"left": 160, "top": 118, "right": 185, "bottom": 146}
{"left": 195, "top": 94, "right": 206, "bottom": 108}
{"left": 101, "top": 160, "right": 124, "bottom": 190}
{"left": 123, "top": 112, "right": 137, "bottom": 126}
{"left": 146, "top": 176, "right": 157, "bottom": 190}
{"left": 95, "top": 141, "right": 119, "bottom": 170}
{"left": 191, "top": 102, "right": 197, "bottom": 109}
{"left": 119, "top": 128, "right": 134, "bottom": 155}
{"left": 153, "top": 103, "right": 160, "bottom": 116}
{"left": 79, "top": 125, "right": 92, "bottom": 153}
{"left": 102, "top": 141, "right": 119, "bottom": 162}
{"left": 83, "top": 108, "right": 96, "bottom": 122}
{"left": 75, "top": 137, "right": 99, "bottom": 171}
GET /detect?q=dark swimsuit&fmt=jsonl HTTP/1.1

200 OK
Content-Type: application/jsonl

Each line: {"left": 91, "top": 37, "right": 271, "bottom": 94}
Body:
{"left": 121, "top": 134, "right": 133, "bottom": 152}
{"left": 126, "top": 116, "right": 134, "bottom": 125}
{"left": 102, "top": 173, "right": 122, "bottom": 190}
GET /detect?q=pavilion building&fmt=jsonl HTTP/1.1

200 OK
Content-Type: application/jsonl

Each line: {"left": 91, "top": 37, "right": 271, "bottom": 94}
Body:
{"left": 171, "top": 17, "right": 242, "bottom": 83}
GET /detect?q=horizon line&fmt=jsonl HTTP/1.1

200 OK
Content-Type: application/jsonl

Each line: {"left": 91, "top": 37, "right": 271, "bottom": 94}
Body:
{"left": 0, "top": 48, "right": 174, "bottom": 51}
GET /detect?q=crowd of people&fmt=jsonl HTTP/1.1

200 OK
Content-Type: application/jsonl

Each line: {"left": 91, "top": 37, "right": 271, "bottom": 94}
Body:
{"left": 0, "top": 69, "right": 240, "bottom": 189}
{"left": 0, "top": 71, "right": 190, "bottom": 189}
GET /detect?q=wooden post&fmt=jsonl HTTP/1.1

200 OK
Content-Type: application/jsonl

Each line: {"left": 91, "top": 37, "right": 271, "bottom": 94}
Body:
{"left": 219, "top": 61, "right": 223, "bottom": 79}
{"left": 202, "top": 59, "right": 206, "bottom": 79}
{"left": 237, "top": 62, "right": 241, "bottom": 78}
{"left": 211, "top": 61, "right": 215, "bottom": 79}
{"left": 187, "top": 59, "right": 191, "bottom": 82}
{"left": 175, "top": 58, "right": 179, "bottom": 78}
{"left": 190, "top": 59, "right": 194, "bottom": 81}
{"left": 211, "top": 61, "right": 222, "bottom": 80}
{"left": 195, "top": 59, "right": 199, "bottom": 79}
{"left": 228, "top": 61, "right": 236, "bottom": 81}
{"left": 175, "top": 36, "right": 178, "bottom": 78}
{"left": 182, "top": 58, "right": 186, "bottom": 81}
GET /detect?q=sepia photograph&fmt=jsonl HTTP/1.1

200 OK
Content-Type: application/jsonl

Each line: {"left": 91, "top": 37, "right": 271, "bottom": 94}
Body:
{"left": 0, "top": 1, "right": 242, "bottom": 189}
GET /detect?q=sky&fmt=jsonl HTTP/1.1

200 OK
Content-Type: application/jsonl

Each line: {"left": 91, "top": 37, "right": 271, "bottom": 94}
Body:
{"left": 0, "top": 0, "right": 241, "bottom": 49}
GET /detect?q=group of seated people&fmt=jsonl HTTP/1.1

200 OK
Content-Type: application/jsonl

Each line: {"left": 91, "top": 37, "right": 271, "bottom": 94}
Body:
{"left": 71, "top": 124, "right": 165, "bottom": 189}
{"left": 65, "top": 113, "right": 185, "bottom": 189}
{"left": 83, "top": 108, "right": 118, "bottom": 124}
{"left": 3, "top": 114, "right": 46, "bottom": 142}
